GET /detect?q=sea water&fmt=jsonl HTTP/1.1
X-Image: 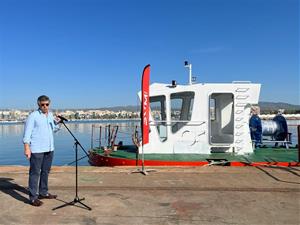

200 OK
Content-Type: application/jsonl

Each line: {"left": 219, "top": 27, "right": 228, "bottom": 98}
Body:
{"left": 0, "top": 120, "right": 298, "bottom": 165}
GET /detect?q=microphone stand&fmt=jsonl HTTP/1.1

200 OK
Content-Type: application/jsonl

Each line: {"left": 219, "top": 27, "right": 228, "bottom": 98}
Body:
{"left": 52, "top": 120, "right": 92, "bottom": 211}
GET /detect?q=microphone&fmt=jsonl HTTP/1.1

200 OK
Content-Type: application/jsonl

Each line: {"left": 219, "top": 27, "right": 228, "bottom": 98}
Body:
{"left": 57, "top": 115, "right": 68, "bottom": 122}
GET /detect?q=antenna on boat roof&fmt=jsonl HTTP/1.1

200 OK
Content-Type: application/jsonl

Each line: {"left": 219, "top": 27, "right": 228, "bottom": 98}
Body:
{"left": 184, "top": 61, "right": 196, "bottom": 85}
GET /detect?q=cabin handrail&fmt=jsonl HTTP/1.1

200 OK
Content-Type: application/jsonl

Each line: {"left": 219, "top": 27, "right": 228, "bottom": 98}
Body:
{"left": 149, "top": 120, "right": 206, "bottom": 126}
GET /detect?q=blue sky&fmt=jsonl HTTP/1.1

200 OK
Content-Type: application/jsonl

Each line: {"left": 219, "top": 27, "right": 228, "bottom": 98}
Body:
{"left": 0, "top": 0, "right": 299, "bottom": 109}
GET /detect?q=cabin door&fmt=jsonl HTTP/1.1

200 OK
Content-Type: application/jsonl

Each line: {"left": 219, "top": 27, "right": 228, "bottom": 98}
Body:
{"left": 209, "top": 93, "right": 234, "bottom": 145}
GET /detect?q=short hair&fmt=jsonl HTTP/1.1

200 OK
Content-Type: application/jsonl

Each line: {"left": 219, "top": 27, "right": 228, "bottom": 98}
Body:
{"left": 37, "top": 95, "right": 50, "bottom": 103}
{"left": 251, "top": 105, "right": 260, "bottom": 115}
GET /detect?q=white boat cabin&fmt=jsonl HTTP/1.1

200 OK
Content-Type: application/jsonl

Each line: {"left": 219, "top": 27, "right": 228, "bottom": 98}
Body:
{"left": 140, "top": 81, "right": 261, "bottom": 155}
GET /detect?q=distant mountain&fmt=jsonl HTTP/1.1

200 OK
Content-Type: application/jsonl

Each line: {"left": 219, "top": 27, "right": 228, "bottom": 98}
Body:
{"left": 259, "top": 101, "right": 300, "bottom": 113}
{"left": 61, "top": 102, "right": 300, "bottom": 113}
{"left": 2, "top": 102, "right": 300, "bottom": 114}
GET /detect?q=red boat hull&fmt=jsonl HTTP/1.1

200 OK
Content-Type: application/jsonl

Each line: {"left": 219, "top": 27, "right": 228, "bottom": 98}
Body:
{"left": 88, "top": 151, "right": 300, "bottom": 167}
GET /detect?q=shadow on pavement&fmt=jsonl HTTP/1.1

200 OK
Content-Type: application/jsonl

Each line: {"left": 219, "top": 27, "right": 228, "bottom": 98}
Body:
{"left": 0, "top": 177, "right": 30, "bottom": 204}
{"left": 256, "top": 167, "right": 300, "bottom": 185}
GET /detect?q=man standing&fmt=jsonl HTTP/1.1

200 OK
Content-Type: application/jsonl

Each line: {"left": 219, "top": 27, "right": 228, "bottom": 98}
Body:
{"left": 273, "top": 109, "right": 288, "bottom": 147}
{"left": 23, "top": 95, "right": 60, "bottom": 206}
{"left": 249, "top": 106, "right": 262, "bottom": 148}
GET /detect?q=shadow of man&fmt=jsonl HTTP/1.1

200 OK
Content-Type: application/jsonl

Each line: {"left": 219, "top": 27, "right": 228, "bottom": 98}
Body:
{"left": 0, "top": 177, "right": 30, "bottom": 204}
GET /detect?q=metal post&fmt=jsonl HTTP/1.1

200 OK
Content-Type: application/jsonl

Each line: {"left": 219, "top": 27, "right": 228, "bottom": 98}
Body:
{"left": 110, "top": 127, "right": 115, "bottom": 147}
{"left": 108, "top": 124, "right": 111, "bottom": 148}
{"left": 111, "top": 126, "right": 119, "bottom": 148}
{"left": 99, "top": 126, "right": 102, "bottom": 148}
{"left": 104, "top": 125, "right": 107, "bottom": 146}
{"left": 189, "top": 64, "right": 192, "bottom": 85}
{"left": 91, "top": 125, "right": 94, "bottom": 149}
{"left": 135, "top": 125, "right": 139, "bottom": 166}
{"left": 184, "top": 61, "right": 193, "bottom": 85}
{"left": 298, "top": 125, "right": 300, "bottom": 163}
{"left": 75, "top": 142, "right": 78, "bottom": 197}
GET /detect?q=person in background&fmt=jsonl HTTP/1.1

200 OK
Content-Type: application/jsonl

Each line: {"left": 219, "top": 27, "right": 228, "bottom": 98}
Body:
{"left": 23, "top": 95, "right": 61, "bottom": 206}
{"left": 273, "top": 109, "right": 288, "bottom": 147}
{"left": 249, "top": 106, "right": 262, "bottom": 148}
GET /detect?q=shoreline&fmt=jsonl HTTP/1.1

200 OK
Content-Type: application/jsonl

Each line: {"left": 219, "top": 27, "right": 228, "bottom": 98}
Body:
{"left": 0, "top": 118, "right": 141, "bottom": 125}
{"left": 1, "top": 116, "right": 300, "bottom": 125}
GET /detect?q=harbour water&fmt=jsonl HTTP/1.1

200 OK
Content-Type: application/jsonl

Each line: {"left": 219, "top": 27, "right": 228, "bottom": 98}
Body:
{"left": 0, "top": 120, "right": 298, "bottom": 166}
{"left": 0, "top": 120, "right": 139, "bottom": 166}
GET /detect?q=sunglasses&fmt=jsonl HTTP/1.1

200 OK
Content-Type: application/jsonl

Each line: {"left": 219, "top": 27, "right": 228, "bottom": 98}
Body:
{"left": 41, "top": 103, "right": 49, "bottom": 107}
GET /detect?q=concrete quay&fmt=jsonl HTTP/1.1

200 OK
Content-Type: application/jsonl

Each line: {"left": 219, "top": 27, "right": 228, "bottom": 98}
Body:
{"left": 0, "top": 166, "right": 299, "bottom": 225}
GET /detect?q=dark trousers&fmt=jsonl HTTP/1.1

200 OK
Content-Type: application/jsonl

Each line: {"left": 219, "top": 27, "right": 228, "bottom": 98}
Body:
{"left": 29, "top": 151, "right": 54, "bottom": 201}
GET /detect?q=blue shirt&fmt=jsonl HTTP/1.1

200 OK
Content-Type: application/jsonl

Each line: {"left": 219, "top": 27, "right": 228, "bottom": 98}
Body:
{"left": 249, "top": 115, "right": 262, "bottom": 142}
{"left": 23, "top": 110, "right": 60, "bottom": 153}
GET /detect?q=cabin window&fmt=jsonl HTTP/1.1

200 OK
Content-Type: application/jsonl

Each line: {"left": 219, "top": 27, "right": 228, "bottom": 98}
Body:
{"left": 170, "top": 92, "right": 195, "bottom": 133}
{"left": 150, "top": 95, "right": 167, "bottom": 142}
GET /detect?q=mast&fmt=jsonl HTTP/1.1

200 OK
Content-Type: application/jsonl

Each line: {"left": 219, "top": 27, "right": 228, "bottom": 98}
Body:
{"left": 184, "top": 61, "right": 193, "bottom": 85}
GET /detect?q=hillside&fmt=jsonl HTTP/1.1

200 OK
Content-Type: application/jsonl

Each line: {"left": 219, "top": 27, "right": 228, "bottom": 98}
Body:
{"left": 259, "top": 101, "right": 300, "bottom": 114}
{"left": 61, "top": 102, "right": 300, "bottom": 114}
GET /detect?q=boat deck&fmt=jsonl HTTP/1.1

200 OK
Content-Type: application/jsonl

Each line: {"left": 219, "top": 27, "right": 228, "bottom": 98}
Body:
{"left": 89, "top": 146, "right": 300, "bottom": 167}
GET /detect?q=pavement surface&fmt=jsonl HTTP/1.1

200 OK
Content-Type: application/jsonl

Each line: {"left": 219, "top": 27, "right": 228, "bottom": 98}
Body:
{"left": 0, "top": 166, "right": 299, "bottom": 225}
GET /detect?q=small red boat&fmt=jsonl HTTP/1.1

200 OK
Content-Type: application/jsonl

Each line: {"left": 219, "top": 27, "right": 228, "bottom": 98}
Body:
{"left": 88, "top": 64, "right": 300, "bottom": 167}
{"left": 88, "top": 145, "right": 300, "bottom": 167}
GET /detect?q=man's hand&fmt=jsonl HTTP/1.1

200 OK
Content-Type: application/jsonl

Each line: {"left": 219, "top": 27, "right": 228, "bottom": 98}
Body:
{"left": 24, "top": 144, "right": 31, "bottom": 160}
{"left": 54, "top": 114, "right": 62, "bottom": 124}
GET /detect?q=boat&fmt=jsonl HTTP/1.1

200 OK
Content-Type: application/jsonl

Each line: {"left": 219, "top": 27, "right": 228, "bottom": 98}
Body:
{"left": 88, "top": 63, "right": 300, "bottom": 167}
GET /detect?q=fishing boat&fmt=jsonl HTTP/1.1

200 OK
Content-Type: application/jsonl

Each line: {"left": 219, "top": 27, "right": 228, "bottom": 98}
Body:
{"left": 88, "top": 63, "right": 300, "bottom": 167}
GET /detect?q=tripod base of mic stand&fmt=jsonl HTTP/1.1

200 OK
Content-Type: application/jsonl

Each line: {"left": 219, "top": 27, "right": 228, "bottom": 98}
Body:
{"left": 131, "top": 168, "right": 156, "bottom": 176}
{"left": 52, "top": 196, "right": 92, "bottom": 211}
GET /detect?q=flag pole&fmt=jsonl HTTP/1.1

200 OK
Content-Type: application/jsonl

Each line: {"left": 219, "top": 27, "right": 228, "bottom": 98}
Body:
{"left": 131, "top": 64, "right": 156, "bottom": 175}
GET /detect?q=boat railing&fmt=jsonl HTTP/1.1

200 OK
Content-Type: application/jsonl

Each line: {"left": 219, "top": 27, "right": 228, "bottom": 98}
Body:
{"left": 258, "top": 124, "right": 299, "bottom": 149}
{"left": 90, "top": 121, "right": 207, "bottom": 149}
{"left": 90, "top": 124, "right": 140, "bottom": 150}
{"left": 90, "top": 123, "right": 299, "bottom": 151}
